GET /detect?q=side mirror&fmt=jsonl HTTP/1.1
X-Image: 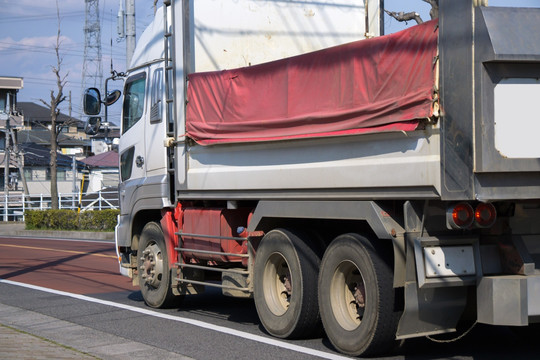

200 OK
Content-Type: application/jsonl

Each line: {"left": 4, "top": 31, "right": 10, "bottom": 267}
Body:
{"left": 104, "top": 90, "right": 121, "bottom": 106}
{"left": 85, "top": 116, "right": 101, "bottom": 135}
{"left": 83, "top": 88, "right": 101, "bottom": 115}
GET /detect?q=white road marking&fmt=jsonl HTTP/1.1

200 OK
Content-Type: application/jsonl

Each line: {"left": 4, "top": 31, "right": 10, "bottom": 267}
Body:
{"left": 0, "top": 279, "right": 352, "bottom": 360}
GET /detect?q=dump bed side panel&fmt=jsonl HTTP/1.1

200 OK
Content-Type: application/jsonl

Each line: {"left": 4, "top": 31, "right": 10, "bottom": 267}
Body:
{"left": 186, "top": 0, "right": 380, "bottom": 73}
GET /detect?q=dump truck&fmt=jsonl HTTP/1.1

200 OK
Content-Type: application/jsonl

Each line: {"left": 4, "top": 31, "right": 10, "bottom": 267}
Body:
{"left": 83, "top": 0, "right": 540, "bottom": 356}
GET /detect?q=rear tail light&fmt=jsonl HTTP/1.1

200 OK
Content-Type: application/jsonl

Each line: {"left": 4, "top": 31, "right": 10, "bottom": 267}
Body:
{"left": 447, "top": 203, "right": 474, "bottom": 229}
{"left": 475, "top": 202, "right": 497, "bottom": 228}
{"left": 446, "top": 202, "right": 497, "bottom": 229}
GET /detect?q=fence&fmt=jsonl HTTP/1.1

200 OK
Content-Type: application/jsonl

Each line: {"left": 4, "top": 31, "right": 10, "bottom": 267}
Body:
{"left": 0, "top": 190, "right": 119, "bottom": 222}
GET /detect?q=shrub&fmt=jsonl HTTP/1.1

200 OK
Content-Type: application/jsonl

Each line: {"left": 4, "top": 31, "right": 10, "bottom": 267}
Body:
{"left": 25, "top": 209, "right": 119, "bottom": 232}
{"left": 79, "top": 209, "right": 119, "bottom": 231}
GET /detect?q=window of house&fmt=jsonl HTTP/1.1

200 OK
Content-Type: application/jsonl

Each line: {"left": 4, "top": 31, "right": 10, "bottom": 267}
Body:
{"left": 45, "top": 169, "right": 67, "bottom": 181}
{"left": 0, "top": 90, "right": 10, "bottom": 115}
{"left": 0, "top": 92, "right": 6, "bottom": 114}
{"left": 24, "top": 168, "right": 33, "bottom": 181}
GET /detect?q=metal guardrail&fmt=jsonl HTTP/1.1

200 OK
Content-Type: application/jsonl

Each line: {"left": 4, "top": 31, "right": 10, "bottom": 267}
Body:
{"left": 0, "top": 190, "right": 119, "bottom": 221}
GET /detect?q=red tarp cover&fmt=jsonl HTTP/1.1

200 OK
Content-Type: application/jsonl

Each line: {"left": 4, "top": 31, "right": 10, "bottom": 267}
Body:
{"left": 186, "top": 20, "right": 438, "bottom": 145}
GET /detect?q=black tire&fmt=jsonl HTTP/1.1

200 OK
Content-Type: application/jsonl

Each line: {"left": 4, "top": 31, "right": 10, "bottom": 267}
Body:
{"left": 253, "top": 228, "right": 321, "bottom": 339}
{"left": 137, "top": 222, "right": 179, "bottom": 308}
{"left": 318, "top": 233, "right": 399, "bottom": 356}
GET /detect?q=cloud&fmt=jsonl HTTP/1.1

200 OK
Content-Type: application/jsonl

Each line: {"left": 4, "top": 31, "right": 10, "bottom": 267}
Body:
{"left": 27, "top": 35, "right": 73, "bottom": 48}
{"left": 0, "top": 35, "right": 75, "bottom": 52}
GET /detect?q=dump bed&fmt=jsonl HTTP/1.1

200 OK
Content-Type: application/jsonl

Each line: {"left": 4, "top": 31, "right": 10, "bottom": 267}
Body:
{"left": 167, "top": 2, "right": 540, "bottom": 202}
{"left": 177, "top": 21, "right": 441, "bottom": 200}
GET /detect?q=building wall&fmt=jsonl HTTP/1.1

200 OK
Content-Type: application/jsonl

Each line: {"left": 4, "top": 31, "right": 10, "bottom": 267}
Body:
{"left": 87, "top": 169, "right": 119, "bottom": 192}
{"left": 24, "top": 167, "right": 79, "bottom": 195}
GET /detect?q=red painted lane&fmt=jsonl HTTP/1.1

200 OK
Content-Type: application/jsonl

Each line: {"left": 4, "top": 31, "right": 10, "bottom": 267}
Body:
{"left": 0, "top": 237, "right": 135, "bottom": 295}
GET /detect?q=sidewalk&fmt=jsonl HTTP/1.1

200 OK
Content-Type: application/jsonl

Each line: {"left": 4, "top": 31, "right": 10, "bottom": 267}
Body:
{"left": 0, "top": 303, "right": 192, "bottom": 360}
{"left": 0, "top": 222, "right": 114, "bottom": 241}
{"left": 0, "top": 323, "right": 97, "bottom": 360}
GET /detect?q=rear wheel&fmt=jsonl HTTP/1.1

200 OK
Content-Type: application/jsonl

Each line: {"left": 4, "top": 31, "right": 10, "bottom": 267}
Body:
{"left": 254, "top": 229, "right": 321, "bottom": 339}
{"left": 137, "top": 222, "right": 179, "bottom": 308}
{"left": 318, "top": 233, "right": 399, "bottom": 356}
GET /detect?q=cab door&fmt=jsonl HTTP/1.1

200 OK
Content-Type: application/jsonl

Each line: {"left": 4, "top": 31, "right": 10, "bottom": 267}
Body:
{"left": 145, "top": 64, "right": 167, "bottom": 178}
{"left": 119, "top": 71, "right": 147, "bottom": 188}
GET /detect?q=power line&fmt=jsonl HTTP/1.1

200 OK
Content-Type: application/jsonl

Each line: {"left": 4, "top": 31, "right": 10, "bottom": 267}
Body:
{"left": 0, "top": 41, "right": 126, "bottom": 58}
{"left": 0, "top": 11, "right": 86, "bottom": 23}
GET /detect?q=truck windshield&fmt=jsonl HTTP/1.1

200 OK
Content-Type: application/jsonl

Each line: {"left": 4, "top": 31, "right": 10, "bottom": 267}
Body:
{"left": 122, "top": 73, "right": 146, "bottom": 134}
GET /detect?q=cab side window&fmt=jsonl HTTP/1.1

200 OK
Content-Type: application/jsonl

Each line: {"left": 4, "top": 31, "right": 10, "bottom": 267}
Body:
{"left": 122, "top": 73, "right": 146, "bottom": 134}
{"left": 150, "top": 68, "right": 163, "bottom": 123}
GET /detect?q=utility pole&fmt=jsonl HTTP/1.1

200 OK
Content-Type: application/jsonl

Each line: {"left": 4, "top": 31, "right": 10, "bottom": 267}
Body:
{"left": 69, "top": 91, "right": 77, "bottom": 209}
{"left": 69, "top": 91, "right": 72, "bottom": 122}
{"left": 3, "top": 120, "right": 10, "bottom": 221}
{"left": 8, "top": 128, "right": 29, "bottom": 197}
{"left": 72, "top": 155, "right": 77, "bottom": 209}
{"left": 125, "top": 0, "right": 136, "bottom": 68}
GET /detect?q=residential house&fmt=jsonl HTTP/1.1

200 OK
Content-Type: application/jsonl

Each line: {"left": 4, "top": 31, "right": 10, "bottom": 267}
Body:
{"left": 0, "top": 76, "right": 24, "bottom": 192}
{"left": 21, "top": 142, "right": 84, "bottom": 196}
{"left": 17, "top": 128, "right": 90, "bottom": 160}
{"left": 17, "top": 101, "right": 86, "bottom": 136}
{"left": 16, "top": 102, "right": 91, "bottom": 158}
{"left": 90, "top": 126, "right": 120, "bottom": 155}
{"left": 80, "top": 150, "right": 119, "bottom": 192}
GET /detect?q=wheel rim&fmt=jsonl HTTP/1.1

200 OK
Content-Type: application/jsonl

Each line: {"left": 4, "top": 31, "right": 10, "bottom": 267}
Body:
{"left": 139, "top": 242, "right": 164, "bottom": 289}
{"left": 329, "top": 260, "right": 366, "bottom": 331}
{"left": 263, "top": 252, "right": 292, "bottom": 316}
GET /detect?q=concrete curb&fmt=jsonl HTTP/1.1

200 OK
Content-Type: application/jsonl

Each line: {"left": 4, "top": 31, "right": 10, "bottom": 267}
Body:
{"left": 0, "top": 223, "right": 114, "bottom": 241}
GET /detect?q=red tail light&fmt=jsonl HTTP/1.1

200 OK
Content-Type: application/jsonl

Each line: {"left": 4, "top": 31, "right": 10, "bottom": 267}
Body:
{"left": 447, "top": 203, "right": 474, "bottom": 229}
{"left": 475, "top": 203, "right": 497, "bottom": 228}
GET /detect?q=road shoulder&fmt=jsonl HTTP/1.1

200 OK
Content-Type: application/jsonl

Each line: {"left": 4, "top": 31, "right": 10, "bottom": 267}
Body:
{"left": 0, "top": 303, "right": 192, "bottom": 360}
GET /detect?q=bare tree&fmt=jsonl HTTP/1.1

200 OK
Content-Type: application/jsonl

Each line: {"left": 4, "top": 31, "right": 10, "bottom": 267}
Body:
{"left": 385, "top": 0, "right": 439, "bottom": 25}
{"left": 39, "top": 0, "right": 76, "bottom": 209}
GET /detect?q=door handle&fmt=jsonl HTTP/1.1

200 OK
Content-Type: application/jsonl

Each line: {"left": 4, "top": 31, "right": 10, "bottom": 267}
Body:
{"left": 136, "top": 155, "right": 144, "bottom": 168}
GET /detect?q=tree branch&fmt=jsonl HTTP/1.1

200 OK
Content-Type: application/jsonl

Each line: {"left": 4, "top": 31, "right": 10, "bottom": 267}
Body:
{"left": 384, "top": 10, "right": 424, "bottom": 25}
{"left": 422, "top": 0, "right": 439, "bottom": 19}
{"left": 39, "top": 98, "right": 51, "bottom": 109}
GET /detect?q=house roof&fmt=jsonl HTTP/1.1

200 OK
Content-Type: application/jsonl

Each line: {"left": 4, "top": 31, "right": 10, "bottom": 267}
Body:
{"left": 18, "top": 102, "right": 84, "bottom": 128}
{"left": 81, "top": 151, "right": 118, "bottom": 168}
{"left": 20, "top": 142, "right": 85, "bottom": 169}
{"left": 17, "top": 129, "right": 90, "bottom": 147}
{"left": 93, "top": 127, "right": 121, "bottom": 139}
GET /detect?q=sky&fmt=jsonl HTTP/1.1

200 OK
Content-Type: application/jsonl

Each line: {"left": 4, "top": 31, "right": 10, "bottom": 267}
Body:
{"left": 1, "top": 0, "right": 539, "bottom": 124}
{"left": 0, "top": 0, "right": 156, "bottom": 122}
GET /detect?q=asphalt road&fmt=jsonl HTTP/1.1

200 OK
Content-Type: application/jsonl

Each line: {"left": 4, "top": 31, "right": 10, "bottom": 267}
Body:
{"left": 1, "top": 235, "right": 540, "bottom": 359}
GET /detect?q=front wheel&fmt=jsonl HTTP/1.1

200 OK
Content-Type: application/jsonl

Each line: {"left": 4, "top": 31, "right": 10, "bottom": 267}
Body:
{"left": 318, "top": 233, "right": 400, "bottom": 356}
{"left": 137, "top": 222, "right": 179, "bottom": 308}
